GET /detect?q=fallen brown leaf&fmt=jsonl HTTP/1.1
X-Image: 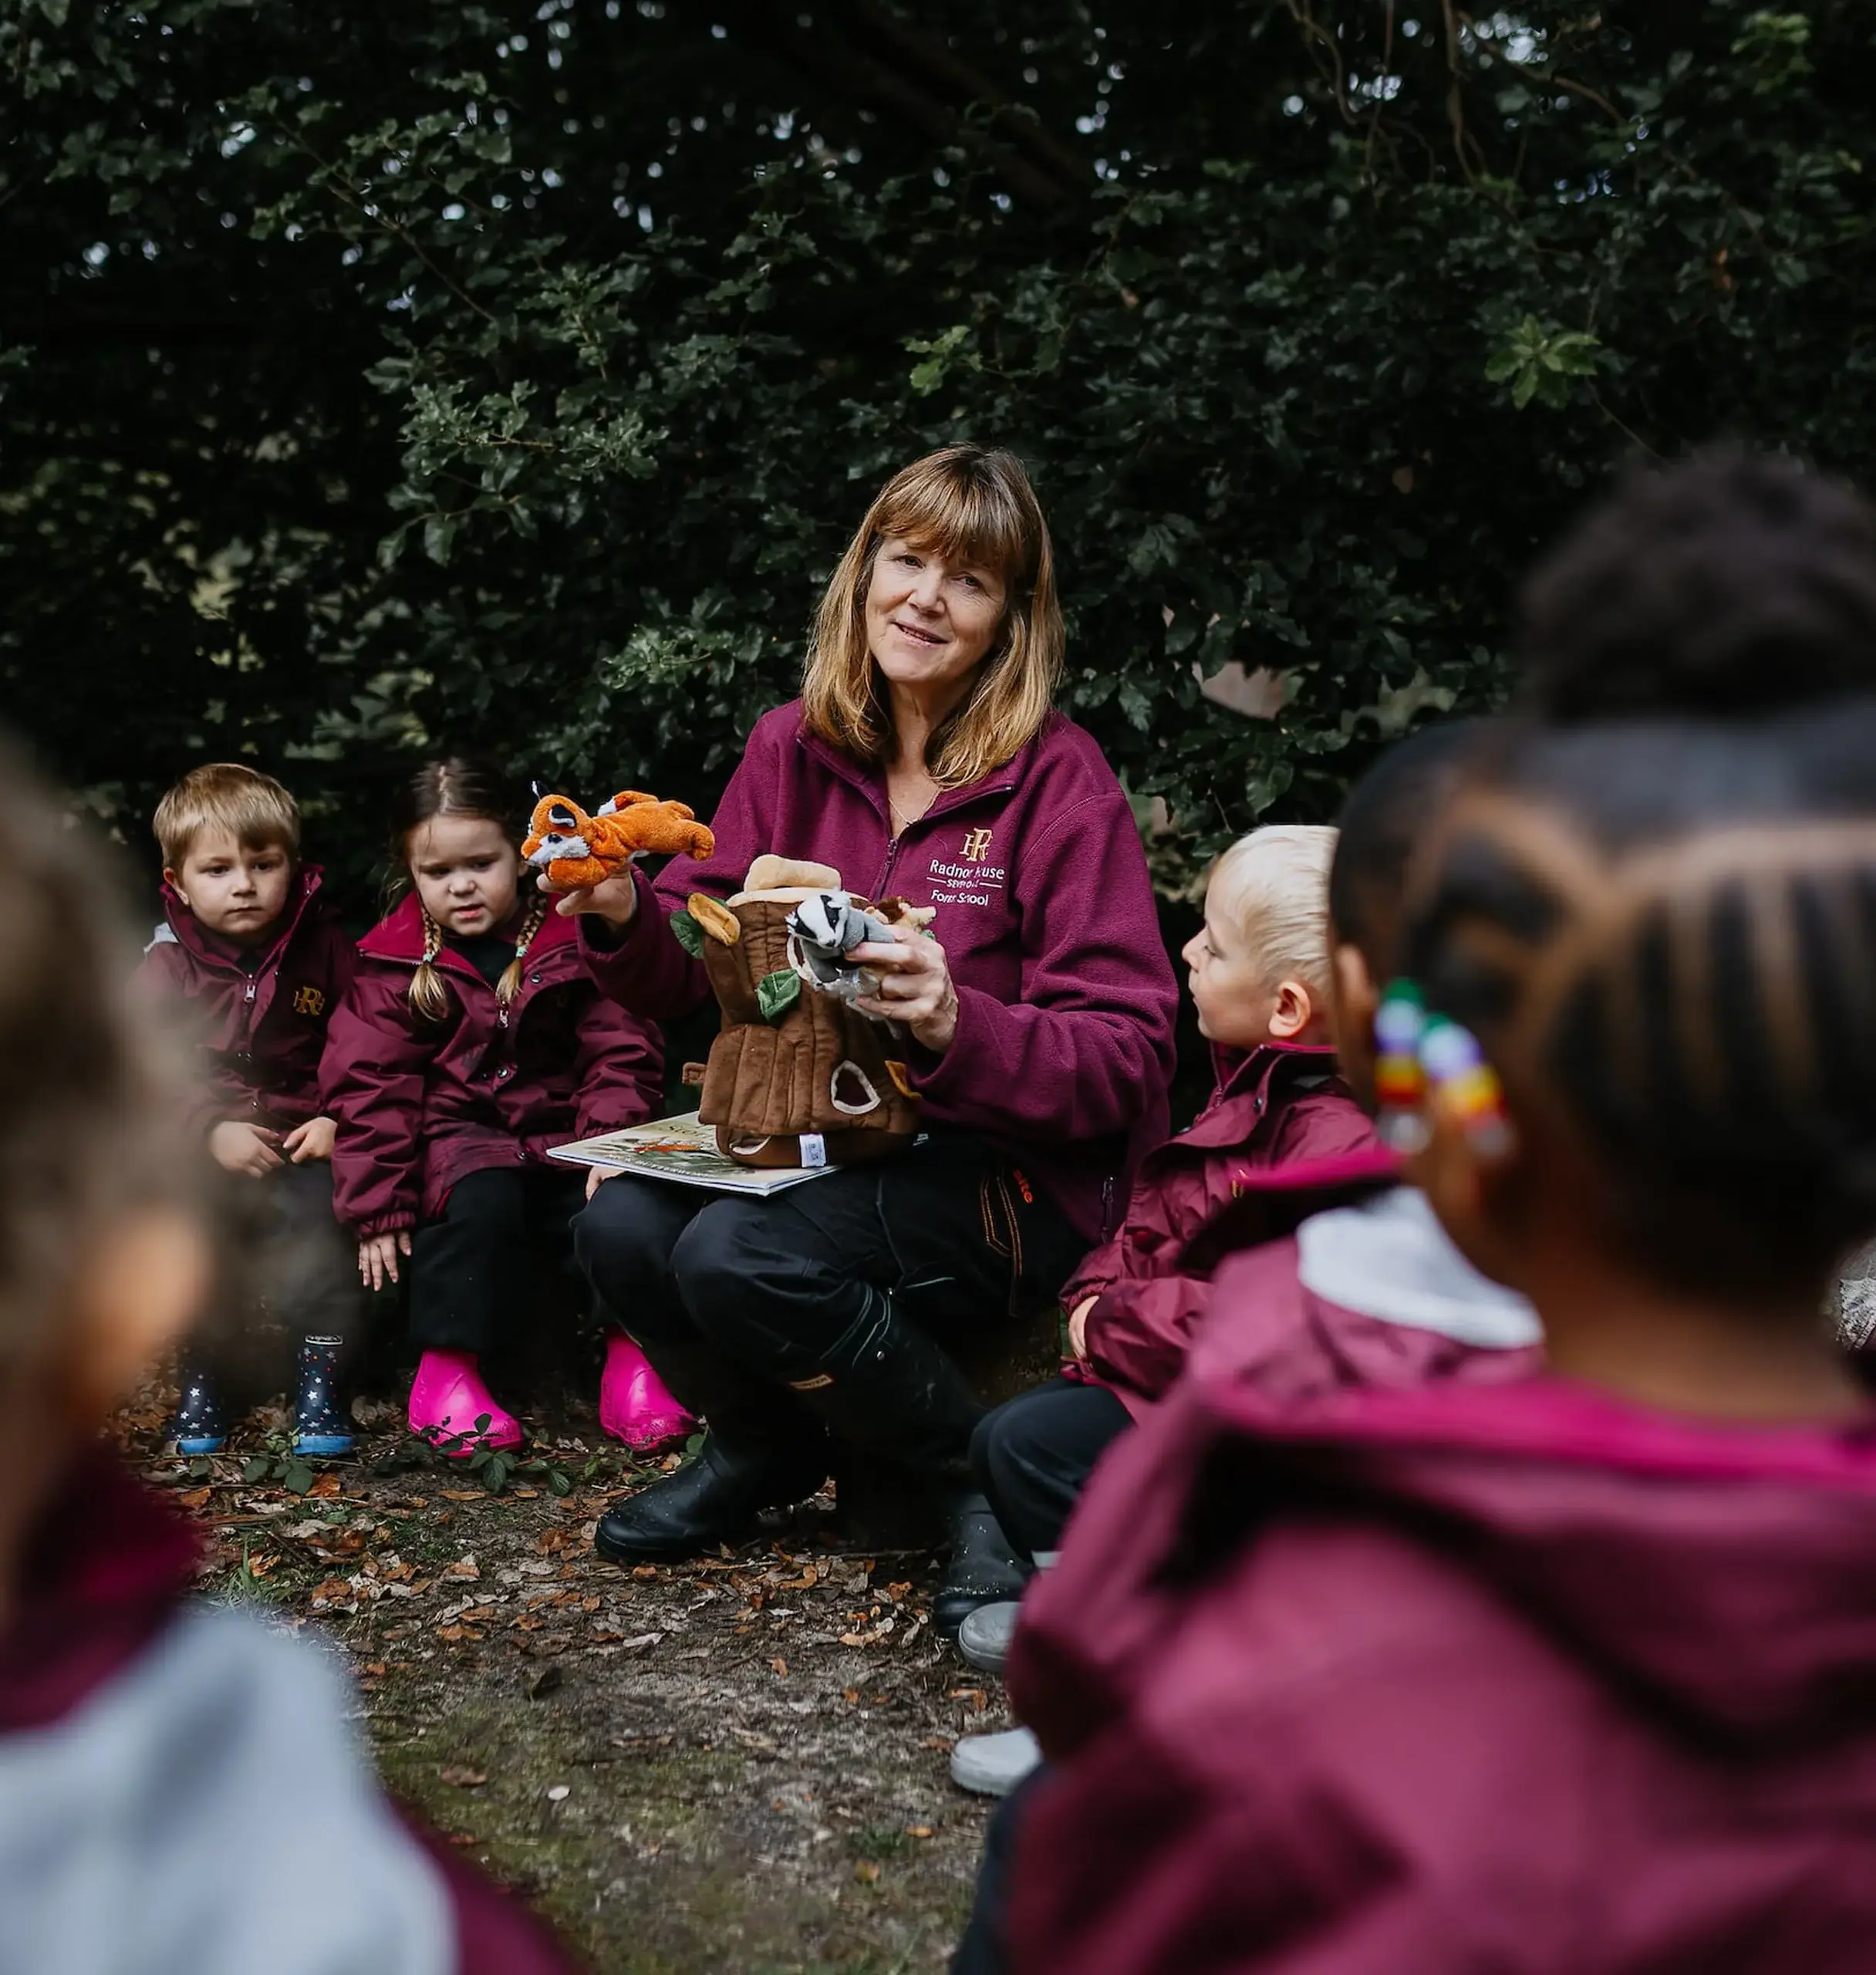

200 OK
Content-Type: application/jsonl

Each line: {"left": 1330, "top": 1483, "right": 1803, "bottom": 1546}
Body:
{"left": 440, "top": 1490, "right": 482, "bottom": 1503}
{"left": 308, "top": 1473, "right": 341, "bottom": 1500}
{"left": 854, "top": 1861, "right": 881, "bottom": 1885}
{"left": 177, "top": 1487, "right": 211, "bottom": 1511}
{"left": 770, "top": 1656, "right": 788, "bottom": 1678}
{"left": 907, "top": 1825, "right": 934, "bottom": 1839}
{"left": 440, "top": 1765, "right": 487, "bottom": 1788}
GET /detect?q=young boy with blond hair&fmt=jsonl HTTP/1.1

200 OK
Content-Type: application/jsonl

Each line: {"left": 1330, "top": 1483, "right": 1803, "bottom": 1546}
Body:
{"left": 140, "top": 762, "right": 356, "bottom": 1456}
{"left": 947, "top": 825, "right": 1375, "bottom": 1679}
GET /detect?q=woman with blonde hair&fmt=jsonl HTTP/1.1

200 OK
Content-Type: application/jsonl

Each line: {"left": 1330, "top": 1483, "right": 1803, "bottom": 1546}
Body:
{"left": 562, "top": 444, "right": 1178, "bottom": 1626}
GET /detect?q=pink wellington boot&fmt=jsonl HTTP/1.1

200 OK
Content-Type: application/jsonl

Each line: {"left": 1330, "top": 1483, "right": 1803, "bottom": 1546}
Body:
{"left": 599, "top": 1333, "right": 697, "bottom": 1455}
{"left": 407, "top": 1349, "right": 522, "bottom": 1457}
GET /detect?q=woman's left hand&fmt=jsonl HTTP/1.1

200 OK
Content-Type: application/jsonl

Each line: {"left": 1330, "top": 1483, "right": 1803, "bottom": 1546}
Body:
{"left": 852, "top": 928, "right": 960, "bottom": 1054}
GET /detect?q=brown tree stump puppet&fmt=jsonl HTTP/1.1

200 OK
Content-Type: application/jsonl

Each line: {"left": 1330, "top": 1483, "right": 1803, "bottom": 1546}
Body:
{"left": 672, "top": 856, "right": 934, "bottom": 1168}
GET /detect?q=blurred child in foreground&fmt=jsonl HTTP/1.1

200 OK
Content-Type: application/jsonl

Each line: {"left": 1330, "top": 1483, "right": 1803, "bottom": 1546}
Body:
{"left": 0, "top": 746, "right": 575, "bottom": 1973}
{"left": 970, "top": 455, "right": 1876, "bottom": 1973}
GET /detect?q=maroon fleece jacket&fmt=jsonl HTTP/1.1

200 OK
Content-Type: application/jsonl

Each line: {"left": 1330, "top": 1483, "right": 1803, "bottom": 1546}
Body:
{"left": 0, "top": 1450, "right": 577, "bottom": 1973}
{"left": 1062, "top": 1043, "right": 1375, "bottom": 1417}
{"left": 323, "top": 896, "right": 663, "bottom": 1235}
{"left": 579, "top": 701, "right": 1179, "bottom": 1241}
{"left": 137, "top": 866, "right": 354, "bottom": 1135}
{"left": 1008, "top": 1375, "right": 1876, "bottom": 1975}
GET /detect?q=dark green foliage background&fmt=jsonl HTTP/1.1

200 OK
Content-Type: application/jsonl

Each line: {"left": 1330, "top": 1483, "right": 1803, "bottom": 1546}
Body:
{"left": 5, "top": 1, "right": 1871, "bottom": 900}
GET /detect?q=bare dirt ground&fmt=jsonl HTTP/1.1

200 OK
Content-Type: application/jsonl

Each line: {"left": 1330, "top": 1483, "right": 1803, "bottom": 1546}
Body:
{"left": 118, "top": 1389, "right": 1004, "bottom": 1974}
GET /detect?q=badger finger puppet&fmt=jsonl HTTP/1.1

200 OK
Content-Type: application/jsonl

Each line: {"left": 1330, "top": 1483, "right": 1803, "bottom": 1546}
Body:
{"left": 785, "top": 890, "right": 936, "bottom": 1011}
{"left": 524, "top": 789, "right": 715, "bottom": 890}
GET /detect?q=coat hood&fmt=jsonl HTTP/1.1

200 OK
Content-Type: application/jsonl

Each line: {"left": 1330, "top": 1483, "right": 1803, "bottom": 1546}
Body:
{"left": 357, "top": 890, "right": 582, "bottom": 968}
{"left": 1196, "top": 1376, "right": 1876, "bottom": 1744}
{"left": 156, "top": 863, "right": 329, "bottom": 967}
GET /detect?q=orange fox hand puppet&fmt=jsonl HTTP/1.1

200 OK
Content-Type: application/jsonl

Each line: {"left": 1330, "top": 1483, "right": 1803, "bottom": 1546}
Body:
{"left": 523, "top": 790, "right": 716, "bottom": 890}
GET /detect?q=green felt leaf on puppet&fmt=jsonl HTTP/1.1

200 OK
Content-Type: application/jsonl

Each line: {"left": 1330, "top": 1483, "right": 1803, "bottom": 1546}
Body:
{"left": 756, "top": 968, "right": 801, "bottom": 1022}
{"left": 670, "top": 909, "right": 705, "bottom": 958}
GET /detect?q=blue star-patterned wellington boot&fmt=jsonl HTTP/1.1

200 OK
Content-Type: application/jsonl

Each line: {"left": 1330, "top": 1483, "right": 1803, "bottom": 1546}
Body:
{"left": 293, "top": 1335, "right": 355, "bottom": 1457}
{"left": 171, "top": 1366, "right": 227, "bottom": 1457}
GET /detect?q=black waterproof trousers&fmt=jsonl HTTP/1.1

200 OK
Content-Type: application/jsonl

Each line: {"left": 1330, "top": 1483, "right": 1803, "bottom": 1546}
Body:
{"left": 970, "top": 1374, "right": 1133, "bottom": 1561}
{"left": 407, "top": 1166, "right": 592, "bottom": 1355}
{"left": 573, "top": 1133, "right": 1082, "bottom": 1453}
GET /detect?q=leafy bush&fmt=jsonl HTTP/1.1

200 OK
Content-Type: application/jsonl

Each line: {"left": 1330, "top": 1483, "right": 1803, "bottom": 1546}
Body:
{"left": 7, "top": 2, "right": 1874, "bottom": 896}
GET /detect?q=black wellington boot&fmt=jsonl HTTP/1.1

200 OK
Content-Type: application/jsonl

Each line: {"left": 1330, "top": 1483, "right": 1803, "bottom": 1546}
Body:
{"left": 293, "top": 1335, "right": 355, "bottom": 1458}
{"left": 781, "top": 1290, "right": 1017, "bottom": 1636}
{"left": 593, "top": 1337, "right": 828, "bottom": 1565}
{"left": 934, "top": 1494, "right": 1030, "bottom": 1641}
{"left": 171, "top": 1364, "right": 227, "bottom": 1457}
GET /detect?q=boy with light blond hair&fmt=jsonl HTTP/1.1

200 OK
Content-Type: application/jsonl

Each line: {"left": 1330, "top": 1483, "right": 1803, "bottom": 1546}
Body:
{"left": 948, "top": 823, "right": 1375, "bottom": 1735}
{"left": 140, "top": 762, "right": 356, "bottom": 1456}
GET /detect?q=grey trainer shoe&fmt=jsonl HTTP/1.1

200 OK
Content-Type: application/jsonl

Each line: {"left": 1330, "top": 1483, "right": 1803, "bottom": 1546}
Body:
{"left": 957, "top": 1599, "right": 1021, "bottom": 1675}
{"left": 950, "top": 1726, "right": 1041, "bottom": 1798}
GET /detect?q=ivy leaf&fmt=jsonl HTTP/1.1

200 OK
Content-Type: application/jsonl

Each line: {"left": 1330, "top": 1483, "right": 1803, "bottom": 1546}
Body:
{"left": 755, "top": 967, "right": 801, "bottom": 1022}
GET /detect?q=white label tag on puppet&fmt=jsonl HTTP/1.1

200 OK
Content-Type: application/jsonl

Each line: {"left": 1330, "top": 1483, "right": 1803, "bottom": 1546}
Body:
{"left": 798, "top": 1133, "right": 828, "bottom": 1169}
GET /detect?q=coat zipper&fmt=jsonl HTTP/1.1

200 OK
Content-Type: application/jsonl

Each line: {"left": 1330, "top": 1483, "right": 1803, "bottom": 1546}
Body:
{"left": 872, "top": 778, "right": 1017, "bottom": 897}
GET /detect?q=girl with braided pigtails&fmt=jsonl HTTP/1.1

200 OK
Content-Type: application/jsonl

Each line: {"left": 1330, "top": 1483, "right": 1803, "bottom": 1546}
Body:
{"left": 322, "top": 758, "right": 681, "bottom": 1456}
{"left": 985, "top": 704, "right": 1876, "bottom": 1975}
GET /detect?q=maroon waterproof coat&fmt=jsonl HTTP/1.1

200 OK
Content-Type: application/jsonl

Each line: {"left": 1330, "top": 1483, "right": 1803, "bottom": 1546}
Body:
{"left": 1008, "top": 1373, "right": 1876, "bottom": 1975}
{"left": 580, "top": 701, "right": 1179, "bottom": 1242}
{"left": 323, "top": 896, "right": 663, "bottom": 1236}
{"left": 1185, "top": 1173, "right": 1547, "bottom": 1404}
{"left": 137, "top": 866, "right": 354, "bottom": 1134}
{"left": 1061, "top": 1043, "right": 1375, "bottom": 1416}
{"left": 0, "top": 1449, "right": 578, "bottom": 1972}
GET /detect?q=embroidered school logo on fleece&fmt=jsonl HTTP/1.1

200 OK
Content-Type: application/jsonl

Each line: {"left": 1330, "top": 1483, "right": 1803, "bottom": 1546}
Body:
{"left": 928, "top": 831, "right": 1007, "bottom": 909}
{"left": 293, "top": 986, "right": 326, "bottom": 1017}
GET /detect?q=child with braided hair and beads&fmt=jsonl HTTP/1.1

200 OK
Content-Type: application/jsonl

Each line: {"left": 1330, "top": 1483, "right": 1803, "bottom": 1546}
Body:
{"left": 989, "top": 703, "right": 1876, "bottom": 1975}
{"left": 323, "top": 757, "right": 688, "bottom": 1455}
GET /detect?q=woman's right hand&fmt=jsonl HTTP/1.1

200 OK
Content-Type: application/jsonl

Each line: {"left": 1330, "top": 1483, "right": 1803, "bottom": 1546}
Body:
{"left": 359, "top": 1231, "right": 413, "bottom": 1291}
{"left": 1067, "top": 1295, "right": 1099, "bottom": 1360}
{"left": 544, "top": 870, "right": 639, "bottom": 927}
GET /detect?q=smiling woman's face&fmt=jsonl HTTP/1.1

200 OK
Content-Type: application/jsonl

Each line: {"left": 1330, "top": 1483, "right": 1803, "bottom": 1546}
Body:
{"left": 863, "top": 534, "right": 1007, "bottom": 701}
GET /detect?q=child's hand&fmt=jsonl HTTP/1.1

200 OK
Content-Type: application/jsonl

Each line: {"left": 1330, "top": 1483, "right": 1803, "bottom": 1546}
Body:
{"left": 585, "top": 1165, "right": 620, "bottom": 1201}
{"left": 359, "top": 1231, "right": 412, "bottom": 1291}
{"left": 1066, "top": 1295, "right": 1099, "bottom": 1361}
{"left": 210, "top": 1120, "right": 284, "bottom": 1177}
{"left": 283, "top": 1115, "right": 337, "bottom": 1163}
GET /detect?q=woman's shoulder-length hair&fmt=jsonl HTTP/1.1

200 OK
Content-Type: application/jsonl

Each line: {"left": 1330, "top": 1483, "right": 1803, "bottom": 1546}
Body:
{"left": 801, "top": 444, "right": 1066, "bottom": 788}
